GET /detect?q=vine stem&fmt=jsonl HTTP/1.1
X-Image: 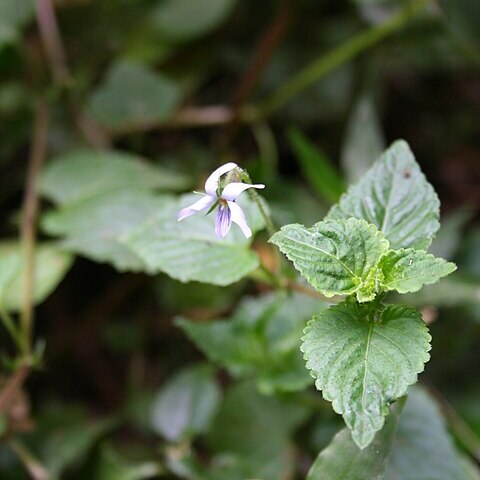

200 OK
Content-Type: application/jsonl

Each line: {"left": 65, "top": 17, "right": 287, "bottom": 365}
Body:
{"left": 34, "top": 0, "right": 110, "bottom": 148}
{"left": 250, "top": 0, "right": 431, "bottom": 120}
{"left": 34, "top": 0, "right": 70, "bottom": 87}
{"left": 20, "top": 101, "right": 49, "bottom": 357}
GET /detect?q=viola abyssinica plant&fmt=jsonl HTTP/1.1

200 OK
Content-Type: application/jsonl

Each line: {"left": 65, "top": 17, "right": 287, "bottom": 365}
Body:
{"left": 270, "top": 140, "right": 456, "bottom": 448}
{"left": 176, "top": 140, "right": 456, "bottom": 453}
{"left": 178, "top": 162, "right": 264, "bottom": 238}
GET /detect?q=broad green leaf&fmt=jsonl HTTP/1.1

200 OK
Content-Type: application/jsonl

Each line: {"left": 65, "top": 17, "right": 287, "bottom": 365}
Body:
{"left": 88, "top": 61, "right": 181, "bottom": 129}
{"left": 341, "top": 94, "right": 385, "bottom": 184}
{"left": 208, "top": 381, "right": 308, "bottom": 479}
{"left": 151, "top": 364, "right": 220, "bottom": 442}
{"left": 288, "top": 127, "right": 345, "bottom": 204}
{"left": 92, "top": 445, "right": 163, "bottom": 480}
{"left": 40, "top": 149, "right": 189, "bottom": 205}
{"left": 380, "top": 249, "right": 456, "bottom": 294}
{"left": 42, "top": 191, "right": 170, "bottom": 271}
{"left": 307, "top": 398, "right": 405, "bottom": 480}
{"left": 121, "top": 194, "right": 264, "bottom": 285}
{"left": 328, "top": 140, "right": 440, "bottom": 251}
{"left": 384, "top": 386, "right": 466, "bottom": 480}
{"left": 152, "top": 0, "right": 238, "bottom": 42}
{"left": 270, "top": 218, "right": 389, "bottom": 302}
{"left": 301, "top": 301, "right": 431, "bottom": 448}
{"left": 177, "top": 292, "right": 326, "bottom": 393}
{"left": 0, "top": 242, "right": 73, "bottom": 312}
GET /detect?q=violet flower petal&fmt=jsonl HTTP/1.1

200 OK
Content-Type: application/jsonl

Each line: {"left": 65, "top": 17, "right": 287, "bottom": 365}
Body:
{"left": 204, "top": 162, "right": 237, "bottom": 197}
{"left": 221, "top": 182, "right": 265, "bottom": 201}
{"left": 227, "top": 201, "right": 252, "bottom": 238}
{"left": 214, "top": 204, "right": 232, "bottom": 237}
{"left": 177, "top": 195, "right": 216, "bottom": 221}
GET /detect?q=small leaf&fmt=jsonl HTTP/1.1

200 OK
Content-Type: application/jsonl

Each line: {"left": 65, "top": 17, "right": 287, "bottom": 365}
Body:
{"left": 151, "top": 364, "right": 221, "bottom": 442}
{"left": 270, "top": 218, "right": 389, "bottom": 302}
{"left": 288, "top": 127, "right": 345, "bottom": 204}
{"left": 121, "top": 194, "right": 263, "bottom": 285}
{"left": 40, "top": 149, "right": 189, "bottom": 205}
{"left": 380, "top": 248, "right": 456, "bottom": 294}
{"left": 384, "top": 386, "right": 466, "bottom": 480}
{"left": 0, "top": 242, "right": 73, "bottom": 312}
{"left": 341, "top": 94, "right": 385, "bottom": 184}
{"left": 152, "top": 0, "right": 238, "bottom": 42}
{"left": 301, "top": 301, "right": 431, "bottom": 448}
{"left": 88, "top": 60, "right": 181, "bottom": 129}
{"left": 328, "top": 140, "right": 440, "bottom": 251}
{"left": 307, "top": 398, "right": 405, "bottom": 480}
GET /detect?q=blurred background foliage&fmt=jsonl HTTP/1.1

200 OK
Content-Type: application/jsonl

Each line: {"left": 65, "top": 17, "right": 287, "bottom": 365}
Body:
{"left": 0, "top": 0, "right": 479, "bottom": 478}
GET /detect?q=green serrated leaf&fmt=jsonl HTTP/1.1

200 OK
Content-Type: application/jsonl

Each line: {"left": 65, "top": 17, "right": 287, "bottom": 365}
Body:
{"left": 151, "top": 365, "right": 221, "bottom": 442}
{"left": 288, "top": 127, "right": 345, "bottom": 204}
{"left": 87, "top": 60, "right": 181, "bottom": 129}
{"left": 40, "top": 149, "right": 189, "bottom": 206}
{"left": 307, "top": 398, "right": 405, "bottom": 480}
{"left": 270, "top": 218, "right": 389, "bottom": 302}
{"left": 120, "top": 194, "right": 264, "bottom": 286}
{"left": 0, "top": 242, "right": 73, "bottom": 312}
{"left": 301, "top": 301, "right": 431, "bottom": 448}
{"left": 384, "top": 386, "right": 466, "bottom": 480}
{"left": 380, "top": 248, "right": 456, "bottom": 294}
{"left": 328, "top": 140, "right": 440, "bottom": 251}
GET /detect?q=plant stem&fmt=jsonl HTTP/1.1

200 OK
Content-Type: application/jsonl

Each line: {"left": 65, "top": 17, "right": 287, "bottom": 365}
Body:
{"left": 20, "top": 101, "right": 49, "bottom": 357}
{"left": 252, "top": 0, "right": 431, "bottom": 119}
{"left": 0, "top": 363, "right": 31, "bottom": 415}
{"left": 34, "top": 0, "right": 70, "bottom": 87}
{"left": 241, "top": 170, "right": 276, "bottom": 238}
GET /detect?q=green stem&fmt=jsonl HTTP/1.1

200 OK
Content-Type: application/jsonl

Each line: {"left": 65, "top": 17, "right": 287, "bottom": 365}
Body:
{"left": 251, "top": 0, "right": 431, "bottom": 119}
{"left": 20, "top": 101, "right": 49, "bottom": 357}
{"left": 240, "top": 170, "right": 277, "bottom": 239}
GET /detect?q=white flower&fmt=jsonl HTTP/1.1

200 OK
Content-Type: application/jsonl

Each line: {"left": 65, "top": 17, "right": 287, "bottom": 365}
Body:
{"left": 177, "top": 162, "right": 264, "bottom": 238}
